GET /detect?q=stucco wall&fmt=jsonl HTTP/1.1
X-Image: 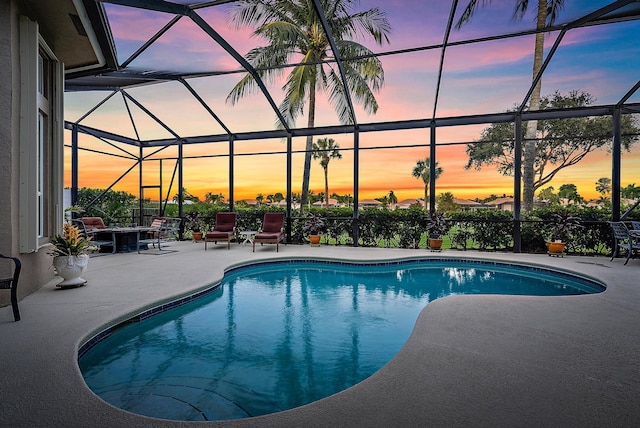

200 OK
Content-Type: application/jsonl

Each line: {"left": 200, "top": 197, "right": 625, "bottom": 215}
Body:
{"left": 1, "top": 0, "right": 57, "bottom": 309}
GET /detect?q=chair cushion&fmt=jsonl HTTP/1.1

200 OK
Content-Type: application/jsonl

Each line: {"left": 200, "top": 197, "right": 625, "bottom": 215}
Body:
{"left": 81, "top": 217, "right": 106, "bottom": 229}
{"left": 150, "top": 218, "right": 164, "bottom": 228}
{"left": 216, "top": 223, "right": 234, "bottom": 232}
{"left": 206, "top": 231, "right": 233, "bottom": 239}
{"left": 255, "top": 232, "right": 281, "bottom": 240}
{"left": 262, "top": 213, "right": 284, "bottom": 233}
{"left": 214, "top": 213, "right": 236, "bottom": 232}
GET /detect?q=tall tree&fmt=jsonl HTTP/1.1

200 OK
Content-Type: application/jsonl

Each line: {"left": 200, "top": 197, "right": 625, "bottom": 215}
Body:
{"left": 456, "top": 0, "right": 565, "bottom": 210}
{"left": 465, "top": 91, "right": 639, "bottom": 196}
{"left": 387, "top": 190, "right": 398, "bottom": 205}
{"left": 437, "top": 192, "right": 460, "bottom": 212}
{"left": 538, "top": 186, "right": 560, "bottom": 206}
{"left": 312, "top": 137, "right": 342, "bottom": 208}
{"left": 204, "top": 192, "right": 225, "bottom": 204}
{"left": 621, "top": 183, "right": 640, "bottom": 199}
{"left": 412, "top": 157, "right": 443, "bottom": 209}
{"left": 595, "top": 177, "right": 611, "bottom": 197}
{"left": 558, "top": 183, "right": 582, "bottom": 204}
{"left": 227, "top": 0, "right": 391, "bottom": 211}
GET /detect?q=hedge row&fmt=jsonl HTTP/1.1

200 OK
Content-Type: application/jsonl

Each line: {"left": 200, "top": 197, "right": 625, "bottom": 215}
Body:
{"left": 160, "top": 204, "right": 635, "bottom": 255}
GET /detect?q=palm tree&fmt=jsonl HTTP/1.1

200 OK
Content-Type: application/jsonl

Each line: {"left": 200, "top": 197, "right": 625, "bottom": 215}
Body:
{"left": 595, "top": 177, "right": 611, "bottom": 196}
{"left": 456, "top": 0, "right": 565, "bottom": 211}
{"left": 412, "top": 158, "right": 443, "bottom": 209}
{"left": 387, "top": 190, "right": 398, "bottom": 205}
{"left": 204, "top": 192, "right": 225, "bottom": 204}
{"left": 312, "top": 138, "right": 342, "bottom": 208}
{"left": 226, "top": 0, "right": 391, "bottom": 211}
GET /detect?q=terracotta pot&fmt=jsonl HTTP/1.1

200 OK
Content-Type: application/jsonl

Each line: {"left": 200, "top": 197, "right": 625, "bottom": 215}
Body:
{"left": 192, "top": 232, "right": 203, "bottom": 241}
{"left": 428, "top": 238, "right": 443, "bottom": 250}
{"left": 309, "top": 235, "right": 321, "bottom": 246}
{"left": 547, "top": 241, "right": 566, "bottom": 254}
{"left": 53, "top": 254, "right": 89, "bottom": 288}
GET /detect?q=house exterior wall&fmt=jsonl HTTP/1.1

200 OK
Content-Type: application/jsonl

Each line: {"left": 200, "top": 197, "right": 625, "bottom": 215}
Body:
{"left": 1, "top": 0, "right": 59, "bottom": 308}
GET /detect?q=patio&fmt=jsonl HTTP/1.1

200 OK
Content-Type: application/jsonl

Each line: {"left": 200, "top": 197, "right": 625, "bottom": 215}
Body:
{"left": 1, "top": 243, "right": 639, "bottom": 427}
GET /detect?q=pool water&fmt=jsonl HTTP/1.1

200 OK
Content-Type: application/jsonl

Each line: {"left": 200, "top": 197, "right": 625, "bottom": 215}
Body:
{"left": 79, "top": 259, "right": 603, "bottom": 421}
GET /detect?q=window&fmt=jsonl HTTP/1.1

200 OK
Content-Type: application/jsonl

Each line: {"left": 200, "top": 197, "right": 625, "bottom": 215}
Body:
{"left": 19, "top": 17, "right": 64, "bottom": 253}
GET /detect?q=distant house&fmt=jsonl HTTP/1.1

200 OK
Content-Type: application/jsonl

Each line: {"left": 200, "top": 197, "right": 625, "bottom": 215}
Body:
{"left": 239, "top": 199, "right": 258, "bottom": 207}
{"left": 396, "top": 199, "right": 424, "bottom": 209}
{"left": 359, "top": 199, "right": 383, "bottom": 209}
{"left": 313, "top": 198, "right": 339, "bottom": 207}
{"left": 487, "top": 197, "right": 515, "bottom": 211}
{"left": 453, "top": 198, "right": 486, "bottom": 210}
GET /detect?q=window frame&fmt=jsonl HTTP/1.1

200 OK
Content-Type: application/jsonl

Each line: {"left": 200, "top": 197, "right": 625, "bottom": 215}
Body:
{"left": 19, "top": 16, "right": 64, "bottom": 253}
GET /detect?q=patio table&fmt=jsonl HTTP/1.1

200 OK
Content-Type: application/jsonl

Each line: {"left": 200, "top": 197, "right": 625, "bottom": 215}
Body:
{"left": 239, "top": 230, "right": 257, "bottom": 246}
{"left": 94, "top": 227, "right": 159, "bottom": 253}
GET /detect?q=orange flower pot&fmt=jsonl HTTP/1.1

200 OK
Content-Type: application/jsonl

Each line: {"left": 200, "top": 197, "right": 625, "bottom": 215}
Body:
{"left": 546, "top": 241, "right": 565, "bottom": 255}
{"left": 428, "top": 238, "right": 443, "bottom": 250}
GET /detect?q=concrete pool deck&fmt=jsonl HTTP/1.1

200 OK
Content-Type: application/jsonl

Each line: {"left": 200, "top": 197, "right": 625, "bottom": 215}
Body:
{"left": 1, "top": 242, "right": 639, "bottom": 427}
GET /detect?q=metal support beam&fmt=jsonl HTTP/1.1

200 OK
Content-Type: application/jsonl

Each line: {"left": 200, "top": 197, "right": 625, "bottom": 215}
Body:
{"left": 311, "top": 0, "right": 357, "bottom": 126}
{"left": 612, "top": 107, "right": 622, "bottom": 221}
{"left": 513, "top": 115, "right": 523, "bottom": 253}
{"left": 71, "top": 124, "right": 79, "bottom": 206}
{"left": 286, "top": 134, "right": 292, "bottom": 243}
{"left": 429, "top": 123, "right": 436, "bottom": 215}
{"left": 138, "top": 145, "right": 144, "bottom": 225}
{"left": 229, "top": 136, "right": 234, "bottom": 212}
{"left": 352, "top": 130, "right": 360, "bottom": 246}
{"left": 178, "top": 140, "right": 184, "bottom": 239}
{"left": 187, "top": 10, "right": 291, "bottom": 132}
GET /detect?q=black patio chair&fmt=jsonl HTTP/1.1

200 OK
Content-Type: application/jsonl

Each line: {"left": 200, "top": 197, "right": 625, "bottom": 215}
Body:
{"left": 0, "top": 253, "right": 21, "bottom": 321}
{"left": 608, "top": 221, "right": 640, "bottom": 265}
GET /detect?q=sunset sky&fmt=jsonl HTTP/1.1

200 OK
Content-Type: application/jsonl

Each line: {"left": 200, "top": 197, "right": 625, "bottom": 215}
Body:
{"left": 64, "top": 0, "right": 640, "bottom": 203}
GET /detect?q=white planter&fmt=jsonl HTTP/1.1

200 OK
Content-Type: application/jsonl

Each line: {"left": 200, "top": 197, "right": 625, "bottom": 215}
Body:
{"left": 53, "top": 254, "right": 89, "bottom": 288}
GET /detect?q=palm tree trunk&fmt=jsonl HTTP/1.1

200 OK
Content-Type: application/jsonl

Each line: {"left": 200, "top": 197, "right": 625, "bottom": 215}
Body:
{"left": 424, "top": 185, "right": 428, "bottom": 209}
{"left": 324, "top": 164, "right": 329, "bottom": 209}
{"left": 301, "top": 79, "right": 316, "bottom": 214}
{"left": 523, "top": 0, "right": 546, "bottom": 211}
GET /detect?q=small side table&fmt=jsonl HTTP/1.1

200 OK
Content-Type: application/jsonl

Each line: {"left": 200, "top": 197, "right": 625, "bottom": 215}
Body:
{"left": 239, "top": 230, "right": 257, "bottom": 246}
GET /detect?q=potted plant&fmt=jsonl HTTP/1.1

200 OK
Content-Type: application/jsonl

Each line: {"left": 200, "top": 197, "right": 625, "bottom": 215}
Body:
{"left": 48, "top": 222, "right": 94, "bottom": 288}
{"left": 546, "top": 210, "right": 582, "bottom": 256}
{"left": 426, "top": 211, "right": 449, "bottom": 251}
{"left": 185, "top": 211, "right": 203, "bottom": 241}
{"left": 302, "top": 213, "right": 325, "bottom": 246}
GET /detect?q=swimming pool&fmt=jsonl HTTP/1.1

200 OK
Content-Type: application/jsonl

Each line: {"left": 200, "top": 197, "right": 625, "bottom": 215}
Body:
{"left": 79, "top": 258, "right": 604, "bottom": 421}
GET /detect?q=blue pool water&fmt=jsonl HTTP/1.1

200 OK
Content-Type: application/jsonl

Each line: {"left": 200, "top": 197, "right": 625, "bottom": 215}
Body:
{"left": 79, "top": 259, "right": 603, "bottom": 421}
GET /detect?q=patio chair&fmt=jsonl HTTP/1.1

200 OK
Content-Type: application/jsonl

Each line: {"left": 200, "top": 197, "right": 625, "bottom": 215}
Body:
{"left": 79, "top": 216, "right": 107, "bottom": 230}
{"left": 0, "top": 253, "right": 21, "bottom": 321}
{"left": 205, "top": 212, "right": 237, "bottom": 250}
{"left": 73, "top": 219, "right": 116, "bottom": 254}
{"left": 608, "top": 221, "right": 640, "bottom": 265}
{"left": 139, "top": 217, "right": 181, "bottom": 251}
{"left": 253, "top": 212, "right": 285, "bottom": 252}
{"left": 631, "top": 221, "right": 640, "bottom": 230}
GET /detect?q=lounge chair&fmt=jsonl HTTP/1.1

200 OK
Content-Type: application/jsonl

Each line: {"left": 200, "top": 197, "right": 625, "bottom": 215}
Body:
{"left": 205, "top": 212, "right": 237, "bottom": 250}
{"left": 253, "top": 213, "right": 285, "bottom": 252}
{"left": 74, "top": 219, "right": 116, "bottom": 254}
{"left": 0, "top": 253, "right": 21, "bottom": 321}
{"left": 609, "top": 221, "right": 640, "bottom": 265}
